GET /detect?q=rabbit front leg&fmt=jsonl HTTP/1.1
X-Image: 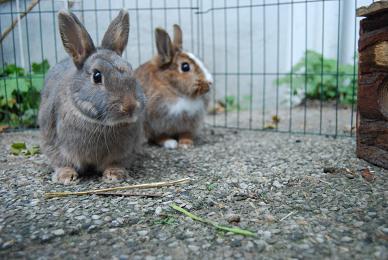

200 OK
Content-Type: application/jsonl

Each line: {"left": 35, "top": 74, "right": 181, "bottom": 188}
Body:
{"left": 178, "top": 132, "right": 193, "bottom": 149}
{"left": 52, "top": 167, "right": 79, "bottom": 185}
{"left": 102, "top": 166, "right": 128, "bottom": 182}
{"left": 154, "top": 134, "right": 178, "bottom": 149}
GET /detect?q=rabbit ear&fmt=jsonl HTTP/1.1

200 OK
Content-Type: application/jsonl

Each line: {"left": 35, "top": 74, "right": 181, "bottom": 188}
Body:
{"left": 155, "top": 28, "right": 174, "bottom": 65}
{"left": 58, "top": 11, "right": 95, "bottom": 69}
{"left": 101, "top": 9, "right": 129, "bottom": 56}
{"left": 173, "top": 24, "right": 182, "bottom": 50}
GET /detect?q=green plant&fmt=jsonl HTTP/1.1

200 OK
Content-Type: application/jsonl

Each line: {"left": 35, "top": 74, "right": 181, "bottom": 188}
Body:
{"left": 0, "top": 60, "right": 49, "bottom": 127}
{"left": 222, "top": 95, "right": 252, "bottom": 112}
{"left": 153, "top": 215, "right": 177, "bottom": 226}
{"left": 276, "top": 50, "right": 357, "bottom": 105}
{"left": 206, "top": 183, "right": 217, "bottom": 191}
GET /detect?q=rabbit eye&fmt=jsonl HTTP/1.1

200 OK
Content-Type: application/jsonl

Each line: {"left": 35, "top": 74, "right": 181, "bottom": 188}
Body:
{"left": 181, "top": 62, "right": 190, "bottom": 72}
{"left": 92, "top": 70, "right": 102, "bottom": 84}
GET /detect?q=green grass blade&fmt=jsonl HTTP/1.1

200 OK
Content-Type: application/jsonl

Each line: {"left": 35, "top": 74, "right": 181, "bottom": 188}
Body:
{"left": 170, "top": 204, "right": 256, "bottom": 237}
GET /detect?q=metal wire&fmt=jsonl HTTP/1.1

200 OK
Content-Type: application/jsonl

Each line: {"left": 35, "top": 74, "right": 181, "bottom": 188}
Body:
{"left": 0, "top": 0, "right": 368, "bottom": 137}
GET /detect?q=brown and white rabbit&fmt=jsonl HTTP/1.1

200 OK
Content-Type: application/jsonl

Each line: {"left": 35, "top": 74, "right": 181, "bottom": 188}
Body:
{"left": 134, "top": 24, "right": 213, "bottom": 149}
{"left": 38, "top": 10, "right": 146, "bottom": 184}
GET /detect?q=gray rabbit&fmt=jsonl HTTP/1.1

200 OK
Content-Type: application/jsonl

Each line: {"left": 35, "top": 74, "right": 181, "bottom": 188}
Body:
{"left": 38, "top": 10, "right": 146, "bottom": 184}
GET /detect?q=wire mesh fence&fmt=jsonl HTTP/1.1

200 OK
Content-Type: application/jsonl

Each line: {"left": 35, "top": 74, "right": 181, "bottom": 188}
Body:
{"left": 0, "top": 0, "right": 373, "bottom": 136}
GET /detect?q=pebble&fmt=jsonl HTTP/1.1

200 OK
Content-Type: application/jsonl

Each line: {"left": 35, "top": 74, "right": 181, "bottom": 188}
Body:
{"left": 254, "top": 240, "right": 266, "bottom": 252}
{"left": 138, "top": 230, "right": 148, "bottom": 236}
{"left": 263, "top": 231, "right": 272, "bottom": 240}
{"left": 188, "top": 245, "right": 200, "bottom": 252}
{"left": 52, "top": 229, "right": 65, "bottom": 236}
{"left": 91, "top": 215, "right": 100, "bottom": 220}
{"left": 340, "top": 236, "right": 353, "bottom": 243}
{"left": 66, "top": 208, "right": 76, "bottom": 214}
{"left": 239, "top": 183, "right": 249, "bottom": 189}
{"left": 273, "top": 181, "right": 283, "bottom": 188}
{"left": 226, "top": 213, "right": 241, "bottom": 223}
{"left": 381, "top": 227, "right": 388, "bottom": 234}
{"left": 244, "top": 241, "right": 254, "bottom": 250}
{"left": 2, "top": 240, "right": 15, "bottom": 249}
{"left": 154, "top": 206, "right": 162, "bottom": 216}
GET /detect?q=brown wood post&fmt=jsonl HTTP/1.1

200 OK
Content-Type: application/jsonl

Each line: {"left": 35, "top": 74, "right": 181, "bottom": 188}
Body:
{"left": 356, "top": 2, "right": 388, "bottom": 169}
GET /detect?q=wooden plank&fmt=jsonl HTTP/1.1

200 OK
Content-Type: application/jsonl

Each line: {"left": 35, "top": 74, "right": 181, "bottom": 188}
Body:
{"left": 358, "top": 74, "right": 387, "bottom": 119}
{"left": 357, "top": 1, "right": 388, "bottom": 17}
{"left": 357, "top": 3, "right": 388, "bottom": 169}
{"left": 357, "top": 143, "right": 388, "bottom": 169}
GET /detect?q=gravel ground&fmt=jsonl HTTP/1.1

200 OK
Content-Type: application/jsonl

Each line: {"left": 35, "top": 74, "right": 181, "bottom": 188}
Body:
{"left": 0, "top": 127, "right": 387, "bottom": 259}
{"left": 206, "top": 103, "right": 357, "bottom": 136}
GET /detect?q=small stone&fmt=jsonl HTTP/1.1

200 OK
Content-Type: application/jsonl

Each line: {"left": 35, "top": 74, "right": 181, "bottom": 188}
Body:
{"left": 231, "top": 239, "right": 242, "bottom": 247}
{"left": 119, "top": 255, "right": 129, "bottom": 260}
{"left": 104, "top": 216, "right": 112, "bottom": 222}
{"left": 52, "top": 229, "right": 65, "bottom": 236}
{"left": 66, "top": 208, "right": 76, "bottom": 214}
{"left": 226, "top": 213, "right": 241, "bottom": 223}
{"left": 2, "top": 240, "right": 15, "bottom": 249}
{"left": 30, "top": 199, "right": 40, "bottom": 206}
{"left": 244, "top": 241, "right": 254, "bottom": 250}
{"left": 263, "top": 231, "right": 271, "bottom": 240}
{"left": 92, "top": 215, "right": 100, "bottom": 220}
{"left": 188, "top": 245, "right": 200, "bottom": 252}
{"left": 75, "top": 215, "right": 86, "bottom": 221}
{"left": 111, "top": 220, "right": 120, "bottom": 227}
{"left": 168, "top": 241, "right": 178, "bottom": 247}
{"left": 368, "top": 212, "right": 377, "bottom": 217}
{"left": 273, "top": 180, "right": 282, "bottom": 188}
{"left": 254, "top": 240, "right": 266, "bottom": 252}
{"left": 381, "top": 227, "right": 388, "bottom": 234}
{"left": 239, "top": 183, "right": 249, "bottom": 189}
{"left": 353, "top": 221, "right": 364, "bottom": 228}
{"left": 216, "top": 238, "right": 224, "bottom": 244}
{"left": 94, "top": 219, "right": 103, "bottom": 225}
{"left": 154, "top": 206, "right": 162, "bottom": 216}
{"left": 340, "top": 236, "right": 353, "bottom": 243}
{"left": 138, "top": 230, "right": 148, "bottom": 236}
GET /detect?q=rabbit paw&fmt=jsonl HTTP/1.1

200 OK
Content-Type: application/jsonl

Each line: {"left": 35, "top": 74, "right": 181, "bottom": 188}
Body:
{"left": 52, "top": 167, "right": 79, "bottom": 185}
{"left": 163, "top": 139, "right": 178, "bottom": 149}
{"left": 178, "top": 138, "right": 193, "bottom": 149}
{"left": 102, "top": 167, "right": 128, "bottom": 182}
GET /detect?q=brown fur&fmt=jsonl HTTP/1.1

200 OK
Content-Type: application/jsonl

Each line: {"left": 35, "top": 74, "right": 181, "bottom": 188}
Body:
{"left": 134, "top": 25, "right": 212, "bottom": 148}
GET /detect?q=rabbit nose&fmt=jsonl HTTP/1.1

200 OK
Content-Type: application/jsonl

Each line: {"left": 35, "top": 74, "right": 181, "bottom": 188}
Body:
{"left": 120, "top": 96, "right": 139, "bottom": 115}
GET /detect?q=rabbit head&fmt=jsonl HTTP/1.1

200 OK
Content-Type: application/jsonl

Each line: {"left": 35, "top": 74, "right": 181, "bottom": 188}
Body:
{"left": 58, "top": 10, "right": 145, "bottom": 126}
{"left": 153, "top": 24, "right": 213, "bottom": 98}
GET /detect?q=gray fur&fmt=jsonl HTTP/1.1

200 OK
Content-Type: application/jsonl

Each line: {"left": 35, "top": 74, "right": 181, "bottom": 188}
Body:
{"left": 38, "top": 10, "right": 145, "bottom": 179}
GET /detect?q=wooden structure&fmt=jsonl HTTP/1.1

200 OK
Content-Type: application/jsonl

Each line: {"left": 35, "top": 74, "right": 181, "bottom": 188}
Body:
{"left": 357, "top": 1, "right": 388, "bottom": 169}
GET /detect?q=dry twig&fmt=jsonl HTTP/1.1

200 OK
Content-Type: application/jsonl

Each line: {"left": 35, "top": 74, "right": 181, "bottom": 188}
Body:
{"left": 0, "top": 0, "right": 40, "bottom": 44}
{"left": 45, "top": 178, "right": 191, "bottom": 198}
{"left": 279, "top": 211, "right": 296, "bottom": 222}
{"left": 94, "top": 192, "right": 164, "bottom": 198}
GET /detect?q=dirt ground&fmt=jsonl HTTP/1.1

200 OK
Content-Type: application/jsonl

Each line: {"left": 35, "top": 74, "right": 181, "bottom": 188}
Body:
{"left": 0, "top": 126, "right": 387, "bottom": 259}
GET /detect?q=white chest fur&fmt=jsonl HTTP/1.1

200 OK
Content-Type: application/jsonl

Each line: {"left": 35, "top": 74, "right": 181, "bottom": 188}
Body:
{"left": 167, "top": 97, "right": 205, "bottom": 116}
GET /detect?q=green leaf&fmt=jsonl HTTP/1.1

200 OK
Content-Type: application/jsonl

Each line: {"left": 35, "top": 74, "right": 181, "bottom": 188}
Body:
{"left": 11, "top": 142, "right": 26, "bottom": 150}
{"left": 25, "top": 145, "right": 40, "bottom": 156}
{"left": 10, "top": 147, "right": 22, "bottom": 155}
{"left": 31, "top": 59, "right": 50, "bottom": 74}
